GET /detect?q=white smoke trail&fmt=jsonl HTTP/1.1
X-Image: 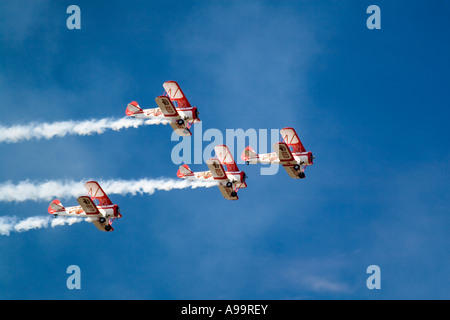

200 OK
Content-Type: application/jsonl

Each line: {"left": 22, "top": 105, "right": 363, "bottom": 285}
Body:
{"left": 0, "top": 178, "right": 216, "bottom": 235}
{"left": 0, "top": 216, "right": 84, "bottom": 236}
{"left": 0, "top": 117, "right": 169, "bottom": 143}
{"left": 0, "top": 178, "right": 217, "bottom": 202}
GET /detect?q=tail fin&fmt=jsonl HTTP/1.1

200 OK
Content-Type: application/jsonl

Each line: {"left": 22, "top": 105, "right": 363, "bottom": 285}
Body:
{"left": 241, "top": 146, "right": 258, "bottom": 162}
{"left": 125, "top": 101, "right": 143, "bottom": 116}
{"left": 177, "top": 164, "right": 194, "bottom": 178}
{"left": 48, "top": 199, "right": 64, "bottom": 214}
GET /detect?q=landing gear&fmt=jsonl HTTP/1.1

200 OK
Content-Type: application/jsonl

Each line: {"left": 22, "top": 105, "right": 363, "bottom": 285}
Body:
{"left": 104, "top": 225, "right": 112, "bottom": 232}
{"left": 294, "top": 164, "right": 305, "bottom": 178}
{"left": 231, "top": 191, "right": 237, "bottom": 197}
{"left": 226, "top": 181, "right": 233, "bottom": 188}
{"left": 177, "top": 119, "right": 185, "bottom": 126}
{"left": 99, "top": 217, "right": 106, "bottom": 224}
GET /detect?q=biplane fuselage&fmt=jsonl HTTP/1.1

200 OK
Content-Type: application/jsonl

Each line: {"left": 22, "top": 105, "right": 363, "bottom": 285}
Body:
{"left": 179, "top": 169, "right": 247, "bottom": 190}
{"left": 52, "top": 204, "right": 119, "bottom": 219}
{"left": 247, "top": 150, "right": 314, "bottom": 166}
{"left": 126, "top": 105, "right": 200, "bottom": 124}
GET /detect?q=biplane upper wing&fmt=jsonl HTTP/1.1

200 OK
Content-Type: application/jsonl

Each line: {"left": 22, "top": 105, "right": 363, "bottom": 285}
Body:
{"left": 214, "top": 145, "right": 239, "bottom": 172}
{"left": 163, "top": 81, "right": 192, "bottom": 109}
{"left": 273, "top": 142, "right": 302, "bottom": 179}
{"left": 84, "top": 181, "right": 113, "bottom": 206}
{"left": 155, "top": 96, "right": 192, "bottom": 136}
{"left": 280, "top": 127, "right": 306, "bottom": 153}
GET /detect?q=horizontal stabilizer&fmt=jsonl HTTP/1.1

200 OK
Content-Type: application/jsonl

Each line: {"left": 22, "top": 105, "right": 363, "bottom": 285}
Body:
{"left": 241, "top": 146, "right": 258, "bottom": 162}
{"left": 177, "top": 164, "right": 194, "bottom": 178}
{"left": 126, "top": 101, "right": 143, "bottom": 116}
{"left": 48, "top": 199, "right": 64, "bottom": 214}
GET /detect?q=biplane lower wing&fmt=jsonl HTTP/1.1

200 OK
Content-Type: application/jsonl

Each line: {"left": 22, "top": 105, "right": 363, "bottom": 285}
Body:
{"left": 77, "top": 196, "right": 115, "bottom": 232}
{"left": 206, "top": 158, "right": 239, "bottom": 200}
{"left": 155, "top": 96, "right": 191, "bottom": 136}
{"left": 76, "top": 196, "right": 101, "bottom": 215}
{"left": 169, "top": 122, "right": 191, "bottom": 137}
{"left": 206, "top": 159, "right": 229, "bottom": 181}
{"left": 217, "top": 184, "right": 239, "bottom": 200}
{"left": 273, "top": 142, "right": 303, "bottom": 179}
{"left": 91, "top": 218, "right": 113, "bottom": 232}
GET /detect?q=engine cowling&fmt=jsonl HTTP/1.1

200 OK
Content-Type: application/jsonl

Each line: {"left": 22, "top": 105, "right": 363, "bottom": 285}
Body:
{"left": 240, "top": 171, "right": 247, "bottom": 183}
{"left": 114, "top": 205, "right": 122, "bottom": 218}
{"left": 307, "top": 152, "right": 314, "bottom": 165}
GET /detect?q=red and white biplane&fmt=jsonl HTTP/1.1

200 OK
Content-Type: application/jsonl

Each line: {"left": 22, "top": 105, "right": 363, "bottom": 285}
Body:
{"left": 177, "top": 145, "right": 247, "bottom": 200}
{"left": 126, "top": 80, "right": 200, "bottom": 136}
{"left": 48, "top": 181, "right": 122, "bottom": 232}
{"left": 241, "top": 127, "right": 314, "bottom": 179}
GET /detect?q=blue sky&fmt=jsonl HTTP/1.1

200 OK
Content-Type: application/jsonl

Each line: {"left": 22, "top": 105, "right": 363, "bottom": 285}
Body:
{"left": 0, "top": 0, "right": 449, "bottom": 299}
